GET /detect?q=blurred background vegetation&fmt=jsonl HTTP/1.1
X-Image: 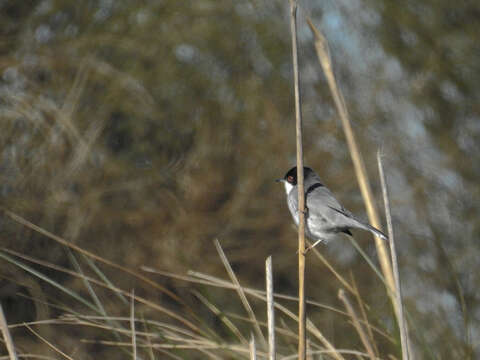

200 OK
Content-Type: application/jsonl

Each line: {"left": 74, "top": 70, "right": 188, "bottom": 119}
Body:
{"left": 0, "top": 0, "right": 479, "bottom": 358}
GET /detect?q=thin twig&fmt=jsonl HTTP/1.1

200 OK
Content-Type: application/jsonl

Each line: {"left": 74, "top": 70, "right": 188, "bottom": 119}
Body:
{"left": 306, "top": 319, "right": 345, "bottom": 360}
{"left": 130, "top": 289, "right": 137, "bottom": 360}
{"left": 214, "top": 240, "right": 267, "bottom": 349}
{"left": 307, "top": 241, "right": 355, "bottom": 294}
{"left": 306, "top": 339, "right": 312, "bottom": 360}
{"left": 350, "top": 273, "right": 379, "bottom": 357}
{"left": 288, "top": 1, "right": 306, "bottom": 359}
{"left": 24, "top": 323, "right": 74, "bottom": 360}
{"left": 338, "top": 290, "right": 376, "bottom": 360}
{"left": 0, "top": 305, "right": 18, "bottom": 360}
{"left": 250, "top": 333, "right": 257, "bottom": 360}
{"left": 377, "top": 152, "right": 410, "bottom": 360}
{"left": 192, "top": 290, "right": 248, "bottom": 345}
{"left": 266, "top": 256, "right": 276, "bottom": 360}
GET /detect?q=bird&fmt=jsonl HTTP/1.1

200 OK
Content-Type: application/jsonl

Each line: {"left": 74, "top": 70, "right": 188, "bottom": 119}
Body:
{"left": 277, "top": 166, "right": 387, "bottom": 252}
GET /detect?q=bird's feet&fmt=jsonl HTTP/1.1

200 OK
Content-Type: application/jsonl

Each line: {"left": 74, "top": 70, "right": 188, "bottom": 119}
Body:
{"left": 300, "top": 206, "right": 309, "bottom": 216}
{"left": 296, "top": 239, "right": 323, "bottom": 255}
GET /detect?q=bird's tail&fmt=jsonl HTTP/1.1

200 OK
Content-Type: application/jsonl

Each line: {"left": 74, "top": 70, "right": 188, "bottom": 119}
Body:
{"left": 363, "top": 223, "right": 388, "bottom": 240}
{"left": 327, "top": 205, "right": 388, "bottom": 241}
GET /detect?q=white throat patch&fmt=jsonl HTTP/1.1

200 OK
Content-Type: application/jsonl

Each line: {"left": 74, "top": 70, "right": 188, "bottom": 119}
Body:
{"left": 283, "top": 181, "right": 294, "bottom": 195}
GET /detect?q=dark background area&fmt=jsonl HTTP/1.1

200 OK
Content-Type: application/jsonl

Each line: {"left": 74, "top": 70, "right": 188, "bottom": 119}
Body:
{"left": 0, "top": 0, "right": 479, "bottom": 358}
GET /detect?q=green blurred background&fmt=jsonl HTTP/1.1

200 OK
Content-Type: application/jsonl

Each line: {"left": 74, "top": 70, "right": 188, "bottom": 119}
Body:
{"left": 0, "top": 0, "right": 479, "bottom": 358}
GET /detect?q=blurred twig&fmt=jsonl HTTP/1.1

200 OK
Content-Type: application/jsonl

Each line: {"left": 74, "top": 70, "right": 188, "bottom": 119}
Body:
{"left": 0, "top": 304, "right": 18, "bottom": 360}
{"left": 250, "top": 333, "right": 257, "bottom": 360}
{"left": 214, "top": 239, "right": 267, "bottom": 349}
{"left": 192, "top": 290, "right": 247, "bottom": 345}
{"left": 306, "top": 17, "right": 396, "bottom": 311}
{"left": 24, "top": 323, "right": 74, "bottom": 360}
{"left": 377, "top": 152, "right": 410, "bottom": 360}
{"left": 307, "top": 241, "right": 355, "bottom": 294}
{"left": 338, "top": 289, "right": 376, "bottom": 360}
{"left": 350, "top": 272, "right": 379, "bottom": 357}
{"left": 130, "top": 290, "right": 137, "bottom": 360}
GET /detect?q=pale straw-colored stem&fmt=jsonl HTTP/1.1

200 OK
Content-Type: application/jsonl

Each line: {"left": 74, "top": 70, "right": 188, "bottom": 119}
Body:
{"left": 377, "top": 152, "right": 410, "bottom": 360}
{"left": 266, "top": 256, "right": 276, "bottom": 360}
{"left": 288, "top": 1, "right": 306, "bottom": 359}
{"left": 306, "top": 18, "right": 396, "bottom": 313}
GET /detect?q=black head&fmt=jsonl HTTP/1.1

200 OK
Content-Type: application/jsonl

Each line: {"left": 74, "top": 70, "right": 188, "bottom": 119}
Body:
{"left": 282, "top": 166, "right": 314, "bottom": 186}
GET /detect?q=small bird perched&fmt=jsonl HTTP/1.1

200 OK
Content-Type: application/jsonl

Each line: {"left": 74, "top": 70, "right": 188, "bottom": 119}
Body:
{"left": 277, "top": 166, "right": 387, "bottom": 252}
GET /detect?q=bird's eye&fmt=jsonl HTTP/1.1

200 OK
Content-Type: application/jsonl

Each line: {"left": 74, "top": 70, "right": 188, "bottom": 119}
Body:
{"left": 287, "top": 175, "right": 294, "bottom": 183}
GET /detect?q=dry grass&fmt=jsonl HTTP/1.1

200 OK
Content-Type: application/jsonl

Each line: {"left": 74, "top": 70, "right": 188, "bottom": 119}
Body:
{"left": 0, "top": 211, "right": 401, "bottom": 359}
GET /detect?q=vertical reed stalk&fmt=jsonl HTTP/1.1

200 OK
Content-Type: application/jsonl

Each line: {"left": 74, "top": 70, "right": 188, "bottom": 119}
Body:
{"left": 288, "top": 1, "right": 306, "bottom": 359}
{"left": 266, "top": 256, "right": 276, "bottom": 360}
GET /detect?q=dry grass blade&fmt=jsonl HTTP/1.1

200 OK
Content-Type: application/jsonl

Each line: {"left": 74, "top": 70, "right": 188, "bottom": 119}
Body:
{"left": 250, "top": 333, "right": 257, "bottom": 360}
{"left": 350, "top": 273, "right": 379, "bottom": 357}
{"left": 306, "top": 339, "right": 312, "bottom": 360}
{"left": 281, "top": 349, "right": 375, "bottom": 360}
{"left": 24, "top": 323, "right": 74, "bottom": 360}
{"left": 81, "top": 338, "right": 260, "bottom": 358}
{"left": 192, "top": 290, "right": 248, "bottom": 345}
{"left": 0, "top": 305, "right": 18, "bottom": 360}
{"left": 140, "top": 315, "right": 156, "bottom": 360}
{"left": 377, "top": 152, "right": 410, "bottom": 360}
{"left": 338, "top": 290, "right": 375, "bottom": 360}
{"left": 265, "top": 256, "right": 276, "bottom": 360}
{"left": 214, "top": 240, "right": 266, "bottom": 349}
{"left": 306, "top": 17, "right": 396, "bottom": 309}
{"left": 130, "top": 290, "right": 137, "bottom": 360}
{"left": 307, "top": 240, "right": 355, "bottom": 294}
{"left": 306, "top": 319, "right": 345, "bottom": 360}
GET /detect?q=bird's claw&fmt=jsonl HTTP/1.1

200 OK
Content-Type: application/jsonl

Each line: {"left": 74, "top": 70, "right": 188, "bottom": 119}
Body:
{"left": 296, "top": 245, "right": 313, "bottom": 256}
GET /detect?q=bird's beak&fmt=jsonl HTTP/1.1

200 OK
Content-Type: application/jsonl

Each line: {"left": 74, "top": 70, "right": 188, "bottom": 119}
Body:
{"left": 275, "top": 178, "right": 285, "bottom": 183}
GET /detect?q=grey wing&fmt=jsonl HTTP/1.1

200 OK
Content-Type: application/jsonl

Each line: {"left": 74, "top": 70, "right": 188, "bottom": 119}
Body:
{"left": 305, "top": 186, "right": 357, "bottom": 229}
{"left": 306, "top": 186, "right": 388, "bottom": 239}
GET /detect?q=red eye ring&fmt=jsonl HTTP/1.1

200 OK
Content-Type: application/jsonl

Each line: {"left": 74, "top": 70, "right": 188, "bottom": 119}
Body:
{"left": 287, "top": 175, "right": 294, "bottom": 183}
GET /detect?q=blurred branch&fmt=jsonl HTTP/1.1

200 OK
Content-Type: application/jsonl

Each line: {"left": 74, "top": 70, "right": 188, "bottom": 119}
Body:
{"left": 378, "top": 152, "right": 410, "bottom": 360}
{"left": 0, "top": 304, "right": 18, "bottom": 360}
{"left": 338, "top": 289, "right": 376, "bottom": 360}
{"left": 306, "top": 17, "right": 396, "bottom": 310}
{"left": 350, "top": 272, "right": 379, "bottom": 357}
{"left": 24, "top": 323, "right": 74, "bottom": 360}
